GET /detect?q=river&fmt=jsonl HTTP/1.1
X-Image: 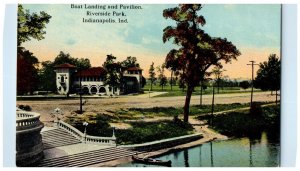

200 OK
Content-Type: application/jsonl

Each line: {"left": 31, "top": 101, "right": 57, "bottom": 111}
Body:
{"left": 118, "top": 131, "right": 280, "bottom": 167}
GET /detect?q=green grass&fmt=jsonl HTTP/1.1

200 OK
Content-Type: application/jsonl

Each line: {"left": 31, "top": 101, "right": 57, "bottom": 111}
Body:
{"left": 65, "top": 114, "right": 193, "bottom": 145}
{"left": 197, "top": 104, "right": 280, "bottom": 138}
{"left": 119, "top": 102, "right": 269, "bottom": 118}
{"left": 143, "top": 84, "right": 262, "bottom": 97}
{"left": 116, "top": 121, "right": 194, "bottom": 145}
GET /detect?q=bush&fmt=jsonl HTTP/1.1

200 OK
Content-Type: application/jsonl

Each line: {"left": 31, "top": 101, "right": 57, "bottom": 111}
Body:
{"left": 18, "top": 105, "right": 32, "bottom": 111}
{"left": 116, "top": 121, "right": 193, "bottom": 145}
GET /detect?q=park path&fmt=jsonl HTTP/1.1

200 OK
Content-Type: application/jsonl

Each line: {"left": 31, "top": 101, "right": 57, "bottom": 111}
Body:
{"left": 17, "top": 91, "right": 277, "bottom": 125}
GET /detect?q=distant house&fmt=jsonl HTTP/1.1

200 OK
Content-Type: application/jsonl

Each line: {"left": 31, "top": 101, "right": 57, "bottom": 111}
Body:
{"left": 55, "top": 63, "right": 143, "bottom": 95}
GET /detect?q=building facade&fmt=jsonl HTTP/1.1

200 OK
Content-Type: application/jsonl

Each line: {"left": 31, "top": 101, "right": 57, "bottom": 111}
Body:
{"left": 55, "top": 63, "right": 143, "bottom": 95}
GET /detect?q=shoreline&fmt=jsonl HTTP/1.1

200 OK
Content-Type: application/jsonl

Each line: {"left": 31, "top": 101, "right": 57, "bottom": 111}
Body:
{"left": 89, "top": 124, "right": 228, "bottom": 167}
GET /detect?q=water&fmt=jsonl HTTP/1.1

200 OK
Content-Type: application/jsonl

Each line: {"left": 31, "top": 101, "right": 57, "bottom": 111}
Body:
{"left": 119, "top": 132, "right": 280, "bottom": 167}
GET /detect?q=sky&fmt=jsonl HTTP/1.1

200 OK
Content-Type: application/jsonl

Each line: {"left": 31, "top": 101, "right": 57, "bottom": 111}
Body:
{"left": 22, "top": 4, "right": 281, "bottom": 79}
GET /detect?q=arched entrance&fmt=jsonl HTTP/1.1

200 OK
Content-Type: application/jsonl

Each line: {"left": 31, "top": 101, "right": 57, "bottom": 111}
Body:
{"left": 99, "top": 87, "right": 106, "bottom": 94}
{"left": 90, "top": 86, "right": 98, "bottom": 94}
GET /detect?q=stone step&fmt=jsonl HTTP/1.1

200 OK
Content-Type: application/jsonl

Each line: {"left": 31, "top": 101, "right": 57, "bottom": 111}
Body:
{"left": 37, "top": 147, "right": 137, "bottom": 167}
{"left": 41, "top": 128, "right": 81, "bottom": 149}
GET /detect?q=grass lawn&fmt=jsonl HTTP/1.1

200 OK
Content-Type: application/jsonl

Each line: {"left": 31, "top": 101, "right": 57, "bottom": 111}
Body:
{"left": 115, "top": 102, "right": 270, "bottom": 119}
{"left": 197, "top": 104, "right": 280, "bottom": 138}
{"left": 143, "top": 84, "right": 262, "bottom": 97}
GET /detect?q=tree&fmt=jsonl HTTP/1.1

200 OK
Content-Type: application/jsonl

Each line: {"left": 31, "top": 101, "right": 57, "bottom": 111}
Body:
{"left": 148, "top": 62, "right": 156, "bottom": 91}
{"left": 17, "top": 48, "right": 39, "bottom": 95}
{"left": 103, "top": 54, "right": 122, "bottom": 94}
{"left": 163, "top": 4, "right": 241, "bottom": 122}
{"left": 254, "top": 54, "right": 280, "bottom": 104}
{"left": 17, "top": 5, "right": 51, "bottom": 94}
{"left": 38, "top": 61, "right": 56, "bottom": 92}
{"left": 239, "top": 80, "right": 250, "bottom": 90}
{"left": 121, "top": 56, "right": 140, "bottom": 69}
{"left": 157, "top": 65, "right": 167, "bottom": 90}
{"left": 18, "top": 4, "right": 51, "bottom": 46}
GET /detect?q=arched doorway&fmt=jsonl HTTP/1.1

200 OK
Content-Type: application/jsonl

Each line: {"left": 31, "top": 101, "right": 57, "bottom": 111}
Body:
{"left": 90, "top": 86, "right": 98, "bottom": 94}
{"left": 99, "top": 87, "right": 106, "bottom": 94}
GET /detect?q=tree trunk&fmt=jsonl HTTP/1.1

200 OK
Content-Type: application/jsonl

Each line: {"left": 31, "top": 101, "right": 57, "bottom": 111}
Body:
{"left": 150, "top": 82, "right": 153, "bottom": 91}
{"left": 183, "top": 85, "right": 194, "bottom": 123}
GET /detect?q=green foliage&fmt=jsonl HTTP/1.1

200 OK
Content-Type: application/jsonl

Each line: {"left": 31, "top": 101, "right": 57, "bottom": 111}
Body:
{"left": 127, "top": 103, "right": 257, "bottom": 117}
{"left": 116, "top": 121, "right": 193, "bottom": 145}
{"left": 163, "top": 4, "right": 241, "bottom": 122}
{"left": 254, "top": 54, "right": 280, "bottom": 91}
{"left": 17, "top": 4, "right": 51, "bottom": 46}
{"left": 17, "top": 48, "right": 39, "bottom": 95}
{"left": 239, "top": 80, "right": 251, "bottom": 90}
{"left": 103, "top": 54, "right": 122, "bottom": 92}
{"left": 121, "top": 56, "right": 140, "bottom": 68}
{"left": 157, "top": 65, "right": 167, "bottom": 90}
{"left": 148, "top": 62, "right": 156, "bottom": 91}
{"left": 197, "top": 104, "right": 280, "bottom": 137}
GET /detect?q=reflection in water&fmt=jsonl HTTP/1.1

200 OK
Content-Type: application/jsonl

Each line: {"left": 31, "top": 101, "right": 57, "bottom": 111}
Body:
{"left": 119, "top": 131, "right": 279, "bottom": 167}
{"left": 199, "top": 144, "right": 202, "bottom": 167}
{"left": 249, "top": 139, "right": 253, "bottom": 167}
{"left": 183, "top": 149, "right": 189, "bottom": 167}
{"left": 210, "top": 142, "right": 214, "bottom": 167}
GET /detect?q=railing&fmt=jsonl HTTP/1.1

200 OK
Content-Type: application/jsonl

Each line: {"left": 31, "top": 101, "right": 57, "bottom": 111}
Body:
{"left": 57, "top": 120, "right": 116, "bottom": 146}
{"left": 16, "top": 111, "right": 43, "bottom": 131}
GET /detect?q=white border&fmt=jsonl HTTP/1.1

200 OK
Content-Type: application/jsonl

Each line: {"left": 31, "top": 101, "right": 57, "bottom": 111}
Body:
{"left": 1, "top": 0, "right": 299, "bottom": 169}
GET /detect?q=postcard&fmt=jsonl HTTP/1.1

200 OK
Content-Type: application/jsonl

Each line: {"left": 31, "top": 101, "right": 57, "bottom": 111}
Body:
{"left": 15, "top": 4, "right": 281, "bottom": 167}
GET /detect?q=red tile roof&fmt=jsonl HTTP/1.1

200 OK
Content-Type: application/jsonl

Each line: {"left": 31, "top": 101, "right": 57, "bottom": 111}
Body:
{"left": 75, "top": 67, "right": 107, "bottom": 77}
{"left": 55, "top": 63, "right": 76, "bottom": 68}
{"left": 126, "top": 67, "right": 143, "bottom": 71}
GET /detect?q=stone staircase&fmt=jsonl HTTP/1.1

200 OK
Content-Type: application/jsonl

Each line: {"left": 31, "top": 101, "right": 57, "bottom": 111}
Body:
{"left": 42, "top": 128, "right": 81, "bottom": 149}
{"left": 36, "top": 147, "right": 137, "bottom": 167}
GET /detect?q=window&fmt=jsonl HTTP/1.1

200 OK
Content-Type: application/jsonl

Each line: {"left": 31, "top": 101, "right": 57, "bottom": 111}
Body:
{"left": 60, "top": 76, "right": 64, "bottom": 83}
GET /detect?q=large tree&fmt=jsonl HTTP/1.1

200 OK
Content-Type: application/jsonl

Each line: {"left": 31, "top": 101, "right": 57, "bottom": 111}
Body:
{"left": 254, "top": 54, "right": 280, "bottom": 104}
{"left": 18, "top": 4, "right": 51, "bottom": 46}
{"left": 17, "top": 5, "right": 51, "bottom": 94}
{"left": 103, "top": 54, "right": 122, "bottom": 94}
{"left": 148, "top": 62, "right": 156, "bottom": 91}
{"left": 163, "top": 4, "right": 240, "bottom": 122}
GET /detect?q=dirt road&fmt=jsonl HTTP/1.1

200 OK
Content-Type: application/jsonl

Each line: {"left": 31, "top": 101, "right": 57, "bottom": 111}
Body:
{"left": 17, "top": 91, "right": 277, "bottom": 123}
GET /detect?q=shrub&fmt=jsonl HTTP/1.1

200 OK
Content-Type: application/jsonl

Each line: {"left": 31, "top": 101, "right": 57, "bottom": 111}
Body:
{"left": 18, "top": 105, "right": 32, "bottom": 111}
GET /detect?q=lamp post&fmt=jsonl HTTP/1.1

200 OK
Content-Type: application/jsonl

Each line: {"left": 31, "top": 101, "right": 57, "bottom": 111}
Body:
{"left": 83, "top": 121, "right": 88, "bottom": 143}
{"left": 52, "top": 107, "right": 63, "bottom": 127}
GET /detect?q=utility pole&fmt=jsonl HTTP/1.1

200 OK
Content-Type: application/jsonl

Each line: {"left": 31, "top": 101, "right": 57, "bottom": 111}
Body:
{"left": 247, "top": 61, "right": 259, "bottom": 109}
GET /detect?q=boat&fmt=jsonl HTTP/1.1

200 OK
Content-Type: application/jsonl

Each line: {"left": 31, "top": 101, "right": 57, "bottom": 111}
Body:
{"left": 131, "top": 155, "right": 172, "bottom": 166}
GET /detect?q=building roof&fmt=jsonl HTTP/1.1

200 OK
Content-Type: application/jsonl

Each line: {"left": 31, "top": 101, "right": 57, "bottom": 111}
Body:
{"left": 126, "top": 67, "right": 143, "bottom": 71}
{"left": 75, "top": 67, "right": 106, "bottom": 77}
{"left": 55, "top": 63, "right": 76, "bottom": 68}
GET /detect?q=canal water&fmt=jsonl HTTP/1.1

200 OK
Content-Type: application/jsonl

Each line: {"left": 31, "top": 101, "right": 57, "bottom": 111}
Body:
{"left": 119, "top": 131, "right": 280, "bottom": 167}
